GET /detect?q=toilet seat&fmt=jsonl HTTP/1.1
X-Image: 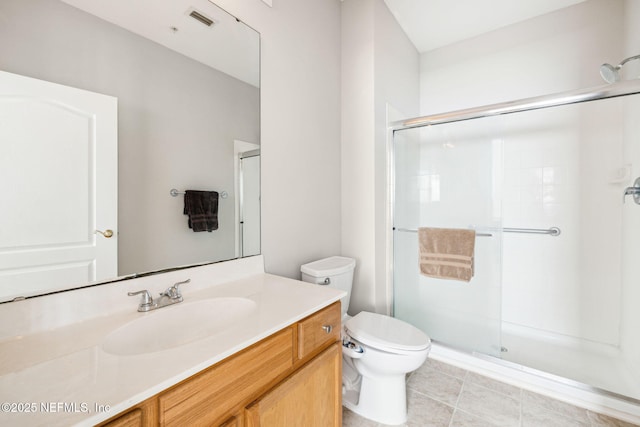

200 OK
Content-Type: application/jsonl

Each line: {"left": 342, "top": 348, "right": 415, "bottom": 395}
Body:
{"left": 344, "top": 312, "right": 430, "bottom": 353}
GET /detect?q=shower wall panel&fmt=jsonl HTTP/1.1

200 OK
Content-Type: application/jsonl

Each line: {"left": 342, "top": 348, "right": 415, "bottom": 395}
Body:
{"left": 499, "top": 102, "right": 623, "bottom": 347}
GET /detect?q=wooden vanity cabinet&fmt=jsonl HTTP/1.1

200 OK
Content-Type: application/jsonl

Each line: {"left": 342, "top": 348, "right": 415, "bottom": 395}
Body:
{"left": 98, "top": 301, "right": 341, "bottom": 427}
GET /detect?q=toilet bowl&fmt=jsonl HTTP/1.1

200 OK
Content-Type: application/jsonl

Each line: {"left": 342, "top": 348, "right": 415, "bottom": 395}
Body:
{"left": 301, "top": 256, "right": 431, "bottom": 425}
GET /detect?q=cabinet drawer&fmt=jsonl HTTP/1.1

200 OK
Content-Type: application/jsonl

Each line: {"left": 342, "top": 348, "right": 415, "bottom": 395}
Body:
{"left": 159, "top": 327, "right": 293, "bottom": 426}
{"left": 297, "top": 302, "right": 340, "bottom": 360}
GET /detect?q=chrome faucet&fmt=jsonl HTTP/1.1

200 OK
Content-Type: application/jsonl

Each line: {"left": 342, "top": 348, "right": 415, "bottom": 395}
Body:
{"left": 128, "top": 279, "right": 191, "bottom": 312}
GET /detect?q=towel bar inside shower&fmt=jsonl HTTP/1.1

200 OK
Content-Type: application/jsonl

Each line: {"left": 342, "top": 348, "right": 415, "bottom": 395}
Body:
{"left": 394, "top": 226, "right": 561, "bottom": 237}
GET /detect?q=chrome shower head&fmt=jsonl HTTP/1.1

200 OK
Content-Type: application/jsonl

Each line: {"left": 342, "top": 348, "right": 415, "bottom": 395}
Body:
{"left": 600, "top": 63, "right": 620, "bottom": 83}
{"left": 600, "top": 54, "right": 640, "bottom": 83}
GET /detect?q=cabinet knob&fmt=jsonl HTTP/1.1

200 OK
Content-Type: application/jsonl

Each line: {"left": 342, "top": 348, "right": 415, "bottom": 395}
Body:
{"left": 322, "top": 325, "right": 333, "bottom": 334}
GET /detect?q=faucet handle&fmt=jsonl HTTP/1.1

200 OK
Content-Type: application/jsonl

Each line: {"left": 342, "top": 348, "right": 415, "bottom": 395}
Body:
{"left": 171, "top": 279, "right": 191, "bottom": 299}
{"left": 128, "top": 290, "right": 154, "bottom": 311}
{"left": 162, "top": 279, "right": 190, "bottom": 300}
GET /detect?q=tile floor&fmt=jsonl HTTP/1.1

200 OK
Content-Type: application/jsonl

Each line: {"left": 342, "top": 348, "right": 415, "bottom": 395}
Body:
{"left": 342, "top": 357, "right": 640, "bottom": 427}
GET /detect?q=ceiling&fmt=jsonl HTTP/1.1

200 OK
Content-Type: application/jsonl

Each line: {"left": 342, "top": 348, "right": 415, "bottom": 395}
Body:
{"left": 383, "top": 0, "right": 588, "bottom": 53}
{"left": 60, "top": 0, "right": 591, "bottom": 84}
{"left": 61, "top": 0, "right": 260, "bottom": 87}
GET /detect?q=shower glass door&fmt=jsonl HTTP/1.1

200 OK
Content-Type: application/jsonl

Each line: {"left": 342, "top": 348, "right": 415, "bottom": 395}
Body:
{"left": 393, "top": 90, "right": 640, "bottom": 401}
{"left": 393, "top": 118, "right": 504, "bottom": 357}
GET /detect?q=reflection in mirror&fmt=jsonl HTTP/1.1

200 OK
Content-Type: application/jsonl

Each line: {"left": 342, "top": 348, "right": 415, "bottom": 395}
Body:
{"left": 0, "top": 0, "right": 260, "bottom": 302}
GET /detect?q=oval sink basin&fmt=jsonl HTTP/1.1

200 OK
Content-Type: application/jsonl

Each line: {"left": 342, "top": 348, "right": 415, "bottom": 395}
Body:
{"left": 102, "top": 297, "right": 257, "bottom": 356}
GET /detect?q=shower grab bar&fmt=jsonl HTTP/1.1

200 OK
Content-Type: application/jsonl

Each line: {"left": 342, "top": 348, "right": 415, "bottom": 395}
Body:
{"left": 394, "top": 226, "right": 561, "bottom": 237}
{"left": 476, "top": 226, "right": 561, "bottom": 236}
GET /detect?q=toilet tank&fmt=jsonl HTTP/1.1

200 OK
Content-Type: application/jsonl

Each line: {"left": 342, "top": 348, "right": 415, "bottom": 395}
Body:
{"left": 300, "top": 256, "right": 356, "bottom": 319}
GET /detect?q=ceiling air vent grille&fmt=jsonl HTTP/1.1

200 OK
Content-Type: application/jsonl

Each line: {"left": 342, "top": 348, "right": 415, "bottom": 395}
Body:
{"left": 189, "top": 10, "right": 214, "bottom": 27}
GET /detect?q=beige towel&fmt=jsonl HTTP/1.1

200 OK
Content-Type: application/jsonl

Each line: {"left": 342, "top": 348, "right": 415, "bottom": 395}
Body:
{"left": 418, "top": 227, "right": 475, "bottom": 282}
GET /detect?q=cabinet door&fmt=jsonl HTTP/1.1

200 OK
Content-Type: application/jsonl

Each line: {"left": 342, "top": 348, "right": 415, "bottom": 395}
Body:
{"left": 245, "top": 342, "right": 341, "bottom": 427}
{"left": 98, "top": 398, "right": 158, "bottom": 427}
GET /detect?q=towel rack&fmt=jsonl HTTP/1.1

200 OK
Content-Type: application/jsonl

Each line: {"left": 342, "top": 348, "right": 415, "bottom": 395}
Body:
{"left": 394, "top": 226, "right": 561, "bottom": 237}
{"left": 491, "top": 226, "right": 561, "bottom": 236}
{"left": 395, "top": 227, "right": 493, "bottom": 237}
{"left": 170, "top": 188, "right": 228, "bottom": 199}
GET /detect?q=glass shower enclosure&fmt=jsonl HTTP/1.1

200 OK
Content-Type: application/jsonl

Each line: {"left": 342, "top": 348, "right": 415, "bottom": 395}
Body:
{"left": 392, "top": 80, "right": 640, "bottom": 401}
{"left": 393, "top": 116, "right": 504, "bottom": 358}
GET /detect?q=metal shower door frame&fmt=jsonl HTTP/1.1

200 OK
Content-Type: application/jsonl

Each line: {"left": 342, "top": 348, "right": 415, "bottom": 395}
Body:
{"left": 391, "top": 79, "right": 640, "bottom": 132}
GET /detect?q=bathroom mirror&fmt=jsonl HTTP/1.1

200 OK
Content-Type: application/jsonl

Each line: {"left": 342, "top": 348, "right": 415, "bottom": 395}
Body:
{"left": 0, "top": 0, "right": 260, "bottom": 303}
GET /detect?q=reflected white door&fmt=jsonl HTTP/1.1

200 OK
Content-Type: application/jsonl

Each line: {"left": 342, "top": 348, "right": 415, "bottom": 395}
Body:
{"left": 0, "top": 71, "right": 117, "bottom": 300}
{"left": 240, "top": 154, "right": 260, "bottom": 257}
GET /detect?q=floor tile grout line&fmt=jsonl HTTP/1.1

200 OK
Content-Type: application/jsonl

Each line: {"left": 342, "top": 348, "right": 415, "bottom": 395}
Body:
{"left": 406, "top": 379, "right": 460, "bottom": 412}
{"left": 464, "top": 370, "right": 524, "bottom": 400}
{"left": 458, "top": 370, "right": 527, "bottom": 427}
{"left": 519, "top": 386, "right": 523, "bottom": 427}
{"left": 453, "top": 367, "right": 597, "bottom": 426}
{"left": 448, "top": 370, "right": 469, "bottom": 427}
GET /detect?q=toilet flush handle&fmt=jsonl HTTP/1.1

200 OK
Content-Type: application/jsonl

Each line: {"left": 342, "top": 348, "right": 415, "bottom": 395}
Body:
{"left": 320, "top": 278, "right": 331, "bottom": 285}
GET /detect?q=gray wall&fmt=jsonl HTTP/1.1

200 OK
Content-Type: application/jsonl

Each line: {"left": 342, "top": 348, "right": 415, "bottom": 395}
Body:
{"left": 0, "top": 0, "right": 260, "bottom": 276}
{"left": 213, "top": 0, "right": 343, "bottom": 279}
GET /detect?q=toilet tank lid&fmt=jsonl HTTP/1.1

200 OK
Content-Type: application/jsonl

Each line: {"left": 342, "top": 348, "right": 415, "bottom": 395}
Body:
{"left": 300, "top": 256, "right": 356, "bottom": 277}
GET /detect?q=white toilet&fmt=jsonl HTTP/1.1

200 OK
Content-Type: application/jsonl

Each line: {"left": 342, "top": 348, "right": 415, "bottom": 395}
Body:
{"left": 301, "top": 256, "right": 431, "bottom": 426}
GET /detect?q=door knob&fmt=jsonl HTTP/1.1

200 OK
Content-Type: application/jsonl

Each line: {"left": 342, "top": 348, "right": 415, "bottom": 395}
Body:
{"left": 95, "top": 229, "right": 114, "bottom": 238}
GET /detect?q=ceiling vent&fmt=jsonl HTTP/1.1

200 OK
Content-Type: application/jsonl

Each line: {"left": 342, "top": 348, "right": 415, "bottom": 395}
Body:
{"left": 188, "top": 9, "right": 214, "bottom": 27}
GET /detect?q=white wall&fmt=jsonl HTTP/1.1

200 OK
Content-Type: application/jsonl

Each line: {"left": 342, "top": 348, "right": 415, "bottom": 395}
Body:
{"left": 341, "top": 0, "right": 419, "bottom": 314}
{"left": 420, "top": 0, "right": 621, "bottom": 114}
{"left": 417, "top": 0, "right": 629, "bottom": 347}
{"left": 341, "top": 0, "right": 376, "bottom": 314}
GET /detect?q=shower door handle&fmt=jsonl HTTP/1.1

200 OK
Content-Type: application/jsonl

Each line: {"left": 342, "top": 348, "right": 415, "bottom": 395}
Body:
{"left": 623, "top": 177, "right": 640, "bottom": 204}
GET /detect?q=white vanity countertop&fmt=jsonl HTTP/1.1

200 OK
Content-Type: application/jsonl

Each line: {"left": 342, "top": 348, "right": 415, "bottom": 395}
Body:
{"left": 0, "top": 271, "right": 345, "bottom": 426}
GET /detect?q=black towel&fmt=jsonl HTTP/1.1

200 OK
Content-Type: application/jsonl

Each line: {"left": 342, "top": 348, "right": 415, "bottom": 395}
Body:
{"left": 183, "top": 190, "right": 219, "bottom": 232}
